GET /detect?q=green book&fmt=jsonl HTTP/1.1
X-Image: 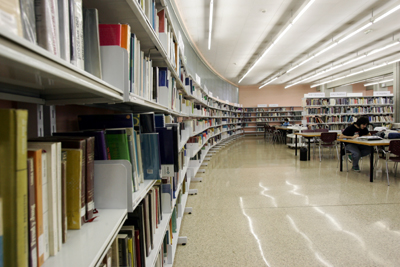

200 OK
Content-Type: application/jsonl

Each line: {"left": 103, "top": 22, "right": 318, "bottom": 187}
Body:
{"left": 105, "top": 129, "right": 131, "bottom": 161}
{"left": 171, "top": 207, "right": 177, "bottom": 233}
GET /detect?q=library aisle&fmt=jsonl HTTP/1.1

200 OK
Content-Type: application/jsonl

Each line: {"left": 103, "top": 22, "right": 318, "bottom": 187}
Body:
{"left": 174, "top": 138, "right": 400, "bottom": 267}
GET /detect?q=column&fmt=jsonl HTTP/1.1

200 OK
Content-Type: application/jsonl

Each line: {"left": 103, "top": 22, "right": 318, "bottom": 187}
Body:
{"left": 394, "top": 62, "right": 400, "bottom": 122}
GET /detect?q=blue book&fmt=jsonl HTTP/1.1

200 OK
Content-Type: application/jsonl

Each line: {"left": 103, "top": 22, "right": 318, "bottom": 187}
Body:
{"left": 159, "top": 67, "right": 168, "bottom": 87}
{"left": 141, "top": 133, "right": 161, "bottom": 180}
{"left": 166, "top": 123, "right": 179, "bottom": 172}
{"left": 161, "top": 183, "right": 172, "bottom": 202}
{"left": 155, "top": 114, "right": 165, "bottom": 128}
{"left": 156, "top": 127, "right": 174, "bottom": 177}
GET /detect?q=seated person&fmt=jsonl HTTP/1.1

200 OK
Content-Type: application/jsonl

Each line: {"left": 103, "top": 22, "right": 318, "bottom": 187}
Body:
{"left": 339, "top": 116, "right": 371, "bottom": 172}
{"left": 282, "top": 118, "right": 290, "bottom": 126}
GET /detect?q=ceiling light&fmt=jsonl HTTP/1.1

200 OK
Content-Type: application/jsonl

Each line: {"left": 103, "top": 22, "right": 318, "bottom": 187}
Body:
{"left": 292, "top": 0, "right": 315, "bottom": 24}
{"left": 338, "top": 22, "right": 372, "bottom": 43}
{"left": 238, "top": 0, "right": 315, "bottom": 83}
{"left": 364, "top": 62, "right": 387, "bottom": 71}
{"left": 208, "top": 0, "right": 214, "bottom": 50}
{"left": 341, "top": 54, "right": 367, "bottom": 66}
{"left": 315, "top": 43, "right": 338, "bottom": 57}
{"left": 373, "top": 4, "right": 400, "bottom": 23}
{"left": 286, "top": 65, "right": 299, "bottom": 73}
{"left": 259, "top": 77, "right": 278, "bottom": 89}
{"left": 364, "top": 79, "right": 393, "bottom": 87}
{"left": 368, "top": 42, "right": 399, "bottom": 56}
{"left": 388, "top": 58, "right": 400, "bottom": 64}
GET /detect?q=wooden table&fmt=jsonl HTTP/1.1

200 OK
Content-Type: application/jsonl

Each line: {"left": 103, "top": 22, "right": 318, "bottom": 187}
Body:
{"left": 294, "top": 132, "right": 323, "bottom": 160}
{"left": 338, "top": 138, "right": 391, "bottom": 182}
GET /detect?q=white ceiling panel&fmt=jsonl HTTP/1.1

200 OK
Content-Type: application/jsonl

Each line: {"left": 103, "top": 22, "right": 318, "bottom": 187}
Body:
{"left": 173, "top": 0, "right": 400, "bottom": 87}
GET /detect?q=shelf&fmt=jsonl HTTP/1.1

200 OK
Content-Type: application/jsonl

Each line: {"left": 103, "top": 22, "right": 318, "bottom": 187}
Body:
{"left": 304, "top": 104, "right": 393, "bottom": 108}
{"left": 43, "top": 209, "right": 127, "bottom": 267}
{"left": 305, "top": 112, "right": 393, "bottom": 116}
{"left": 0, "top": 29, "right": 124, "bottom": 105}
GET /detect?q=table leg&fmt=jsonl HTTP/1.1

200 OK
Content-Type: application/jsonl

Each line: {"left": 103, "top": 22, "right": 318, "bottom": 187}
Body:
{"left": 340, "top": 142, "right": 343, "bottom": 172}
{"left": 370, "top": 146, "right": 374, "bottom": 182}
{"left": 284, "top": 130, "right": 287, "bottom": 145}
{"left": 308, "top": 138, "right": 311, "bottom": 161}
{"left": 295, "top": 135, "right": 298, "bottom": 156}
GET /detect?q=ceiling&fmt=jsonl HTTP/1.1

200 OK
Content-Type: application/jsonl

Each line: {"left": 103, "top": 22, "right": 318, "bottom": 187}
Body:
{"left": 172, "top": 0, "right": 400, "bottom": 88}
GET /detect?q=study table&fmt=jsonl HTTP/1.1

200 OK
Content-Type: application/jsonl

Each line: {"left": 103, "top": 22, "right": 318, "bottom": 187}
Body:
{"left": 338, "top": 138, "right": 391, "bottom": 183}
{"left": 274, "top": 126, "right": 292, "bottom": 144}
{"left": 294, "top": 132, "right": 323, "bottom": 160}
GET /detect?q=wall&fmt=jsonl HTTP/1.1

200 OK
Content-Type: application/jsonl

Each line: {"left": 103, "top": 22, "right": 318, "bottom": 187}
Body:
{"left": 239, "top": 84, "right": 317, "bottom": 107}
{"left": 239, "top": 83, "right": 394, "bottom": 107}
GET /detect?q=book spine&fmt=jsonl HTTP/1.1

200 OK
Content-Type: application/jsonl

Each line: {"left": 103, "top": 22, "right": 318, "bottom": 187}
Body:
{"left": 40, "top": 152, "right": 50, "bottom": 260}
{"left": 27, "top": 158, "right": 38, "bottom": 267}
{"left": 34, "top": 152, "right": 45, "bottom": 266}
{"left": 69, "top": 0, "right": 84, "bottom": 69}
{"left": 61, "top": 151, "right": 67, "bottom": 243}
{"left": 34, "top": 0, "right": 60, "bottom": 56}
{"left": 85, "top": 138, "right": 95, "bottom": 221}
{"left": 57, "top": 0, "right": 70, "bottom": 61}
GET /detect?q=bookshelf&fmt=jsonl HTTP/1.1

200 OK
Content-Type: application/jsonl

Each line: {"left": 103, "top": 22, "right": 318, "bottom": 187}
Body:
{"left": 0, "top": 1, "right": 243, "bottom": 267}
{"left": 303, "top": 95, "right": 394, "bottom": 130}
{"left": 242, "top": 106, "right": 303, "bottom": 135}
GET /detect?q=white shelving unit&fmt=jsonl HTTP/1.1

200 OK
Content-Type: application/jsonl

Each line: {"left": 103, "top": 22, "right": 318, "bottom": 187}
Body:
{"left": 0, "top": 1, "right": 245, "bottom": 266}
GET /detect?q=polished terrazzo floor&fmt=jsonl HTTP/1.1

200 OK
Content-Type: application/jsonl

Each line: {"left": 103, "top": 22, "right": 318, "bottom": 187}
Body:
{"left": 174, "top": 137, "right": 400, "bottom": 267}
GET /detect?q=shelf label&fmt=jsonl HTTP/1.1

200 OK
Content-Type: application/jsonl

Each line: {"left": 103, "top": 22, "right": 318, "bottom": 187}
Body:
{"left": 257, "top": 104, "right": 268, "bottom": 107}
{"left": 269, "top": 104, "right": 279, "bottom": 107}
{"left": 305, "top": 92, "right": 326, "bottom": 98}
{"left": 330, "top": 92, "right": 346, "bottom": 97}
{"left": 373, "top": 91, "right": 392, "bottom": 96}
{"left": 347, "top": 93, "right": 363, "bottom": 97}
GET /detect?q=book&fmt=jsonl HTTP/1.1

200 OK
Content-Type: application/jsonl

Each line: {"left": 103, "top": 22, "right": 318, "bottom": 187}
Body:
{"left": 27, "top": 158, "right": 38, "bottom": 267}
{"left": 154, "top": 114, "right": 165, "bottom": 128}
{"left": 20, "top": 0, "right": 36, "bottom": 42}
{"left": 152, "top": 66, "right": 159, "bottom": 102}
{"left": 0, "top": 109, "right": 28, "bottom": 267}
{"left": 27, "top": 149, "right": 45, "bottom": 266}
{"left": 156, "top": 127, "right": 174, "bottom": 177}
{"left": 99, "top": 24, "right": 122, "bottom": 46}
{"left": 141, "top": 133, "right": 161, "bottom": 180}
{"left": 117, "top": 234, "right": 129, "bottom": 267}
{"left": 120, "top": 226, "right": 137, "bottom": 267}
{"left": 165, "top": 123, "right": 179, "bottom": 172}
{"left": 53, "top": 130, "right": 108, "bottom": 160}
{"left": 83, "top": 8, "right": 102, "bottom": 78}
{"left": 62, "top": 148, "right": 83, "bottom": 230}
{"left": 35, "top": 0, "right": 60, "bottom": 56}
{"left": 57, "top": 0, "right": 70, "bottom": 61}
{"left": 105, "top": 128, "right": 131, "bottom": 161}
{"left": 0, "top": 0, "right": 23, "bottom": 37}
{"left": 69, "top": 0, "right": 84, "bottom": 69}
{"left": 0, "top": 198, "right": 2, "bottom": 267}
{"left": 30, "top": 137, "right": 87, "bottom": 227}
{"left": 111, "top": 236, "right": 119, "bottom": 267}
{"left": 61, "top": 151, "right": 67, "bottom": 243}
{"left": 27, "top": 141, "right": 60, "bottom": 256}
{"left": 101, "top": 248, "right": 112, "bottom": 267}
{"left": 142, "top": 195, "right": 151, "bottom": 257}
{"left": 126, "top": 204, "right": 146, "bottom": 267}
{"left": 158, "top": 68, "right": 169, "bottom": 107}
{"left": 137, "top": 112, "right": 155, "bottom": 133}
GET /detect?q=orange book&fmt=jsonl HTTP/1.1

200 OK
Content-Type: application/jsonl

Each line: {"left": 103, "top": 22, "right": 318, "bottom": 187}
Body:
{"left": 28, "top": 149, "right": 45, "bottom": 266}
{"left": 120, "top": 24, "right": 131, "bottom": 51}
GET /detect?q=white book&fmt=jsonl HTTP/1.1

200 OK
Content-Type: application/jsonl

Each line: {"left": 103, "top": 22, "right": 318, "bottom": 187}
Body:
{"left": 35, "top": 0, "right": 60, "bottom": 56}
{"left": 41, "top": 151, "right": 50, "bottom": 260}
{"left": 28, "top": 142, "right": 59, "bottom": 256}
{"left": 57, "top": 0, "right": 70, "bottom": 61}
{"left": 69, "top": 0, "right": 84, "bottom": 69}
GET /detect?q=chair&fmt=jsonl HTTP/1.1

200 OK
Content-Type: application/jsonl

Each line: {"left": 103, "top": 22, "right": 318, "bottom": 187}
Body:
{"left": 318, "top": 132, "right": 339, "bottom": 161}
{"left": 381, "top": 140, "right": 400, "bottom": 186}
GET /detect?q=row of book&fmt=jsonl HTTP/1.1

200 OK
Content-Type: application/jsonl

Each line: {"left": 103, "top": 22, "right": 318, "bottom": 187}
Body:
{"left": 256, "top": 117, "right": 302, "bottom": 122}
{"left": 304, "top": 97, "right": 394, "bottom": 106}
{"left": 256, "top": 113, "right": 302, "bottom": 117}
{"left": 305, "top": 106, "right": 393, "bottom": 115}
{"left": 243, "top": 107, "right": 294, "bottom": 112}
{"left": 306, "top": 115, "right": 393, "bottom": 124}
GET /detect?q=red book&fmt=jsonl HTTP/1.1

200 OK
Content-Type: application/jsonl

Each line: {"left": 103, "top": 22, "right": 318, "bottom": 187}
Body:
{"left": 135, "top": 230, "right": 142, "bottom": 267}
{"left": 98, "top": 24, "right": 122, "bottom": 46}
{"left": 157, "top": 9, "right": 166, "bottom": 33}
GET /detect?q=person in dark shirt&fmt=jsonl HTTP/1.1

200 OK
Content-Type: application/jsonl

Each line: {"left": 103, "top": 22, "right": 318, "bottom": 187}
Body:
{"left": 339, "top": 116, "right": 371, "bottom": 171}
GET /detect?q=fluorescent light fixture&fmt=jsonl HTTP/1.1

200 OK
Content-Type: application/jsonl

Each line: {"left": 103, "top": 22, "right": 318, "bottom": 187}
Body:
{"left": 388, "top": 58, "right": 400, "bottom": 64}
{"left": 311, "top": 80, "right": 332, "bottom": 88}
{"left": 208, "top": 0, "right": 214, "bottom": 50}
{"left": 286, "top": 65, "right": 299, "bottom": 73}
{"left": 374, "top": 4, "right": 400, "bottom": 23}
{"left": 368, "top": 42, "right": 399, "bottom": 56}
{"left": 364, "top": 79, "right": 393, "bottom": 86}
{"left": 315, "top": 43, "right": 338, "bottom": 57}
{"left": 346, "top": 70, "right": 364, "bottom": 77}
{"left": 298, "top": 55, "right": 315, "bottom": 67}
{"left": 259, "top": 77, "right": 278, "bottom": 89}
{"left": 341, "top": 54, "right": 367, "bottom": 66}
{"left": 238, "top": 43, "right": 275, "bottom": 83}
{"left": 338, "top": 22, "right": 372, "bottom": 43}
{"left": 364, "top": 62, "right": 387, "bottom": 72}
{"left": 292, "top": 0, "right": 315, "bottom": 24}
{"left": 275, "top": 24, "right": 292, "bottom": 43}
{"left": 239, "top": 0, "right": 315, "bottom": 83}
